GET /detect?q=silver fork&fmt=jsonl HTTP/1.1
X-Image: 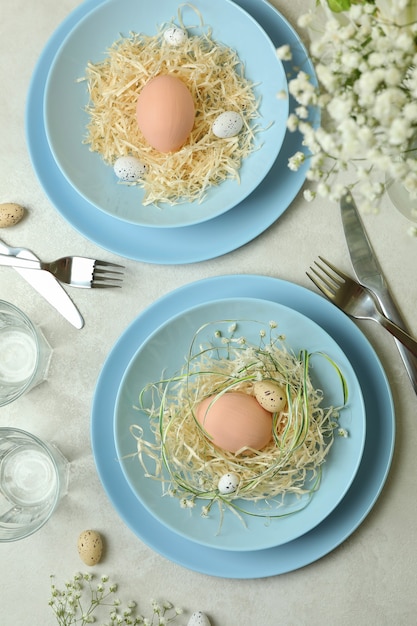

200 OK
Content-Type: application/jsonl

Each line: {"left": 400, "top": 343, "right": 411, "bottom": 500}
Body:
{"left": 0, "top": 252, "right": 124, "bottom": 288}
{"left": 307, "top": 256, "right": 417, "bottom": 357}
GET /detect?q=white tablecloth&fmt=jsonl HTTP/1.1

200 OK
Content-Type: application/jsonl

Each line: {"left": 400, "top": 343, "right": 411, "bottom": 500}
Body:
{"left": 1, "top": 1, "right": 416, "bottom": 624}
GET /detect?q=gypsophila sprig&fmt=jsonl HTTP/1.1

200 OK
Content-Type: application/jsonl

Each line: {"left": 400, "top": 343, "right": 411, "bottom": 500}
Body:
{"left": 283, "top": 0, "right": 417, "bottom": 213}
{"left": 49, "top": 573, "right": 183, "bottom": 626}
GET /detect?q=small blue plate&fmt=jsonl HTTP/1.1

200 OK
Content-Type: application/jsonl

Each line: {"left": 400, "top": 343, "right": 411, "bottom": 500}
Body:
{"left": 114, "top": 297, "right": 365, "bottom": 551}
{"left": 43, "top": 0, "right": 288, "bottom": 228}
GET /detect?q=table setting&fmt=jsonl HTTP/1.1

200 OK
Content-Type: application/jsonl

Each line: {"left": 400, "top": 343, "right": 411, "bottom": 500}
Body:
{"left": 1, "top": 0, "right": 417, "bottom": 624}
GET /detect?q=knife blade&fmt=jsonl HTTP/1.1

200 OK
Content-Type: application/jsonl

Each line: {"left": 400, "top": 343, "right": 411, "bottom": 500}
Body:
{"left": 340, "top": 192, "right": 417, "bottom": 393}
{"left": 0, "top": 240, "right": 84, "bottom": 329}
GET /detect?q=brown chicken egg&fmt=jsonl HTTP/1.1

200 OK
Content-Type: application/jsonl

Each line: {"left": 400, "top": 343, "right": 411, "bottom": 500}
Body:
{"left": 136, "top": 74, "right": 195, "bottom": 153}
{"left": 196, "top": 392, "right": 273, "bottom": 454}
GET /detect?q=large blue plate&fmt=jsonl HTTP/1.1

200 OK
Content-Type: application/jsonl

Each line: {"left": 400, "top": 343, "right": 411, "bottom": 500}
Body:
{"left": 91, "top": 275, "right": 395, "bottom": 577}
{"left": 114, "top": 297, "right": 365, "bottom": 551}
{"left": 26, "top": 0, "right": 313, "bottom": 263}
{"left": 44, "top": 0, "right": 288, "bottom": 228}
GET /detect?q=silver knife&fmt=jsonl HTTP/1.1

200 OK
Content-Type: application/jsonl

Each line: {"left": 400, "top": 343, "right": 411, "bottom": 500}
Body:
{"left": 340, "top": 192, "right": 417, "bottom": 393}
{"left": 0, "top": 240, "right": 84, "bottom": 329}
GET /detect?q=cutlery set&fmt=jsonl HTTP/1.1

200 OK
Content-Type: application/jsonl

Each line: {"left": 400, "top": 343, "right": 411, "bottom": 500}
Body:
{"left": 0, "top": 253, "right": 123, "bottom": 288}
{"left": 2, "top": 193, "right": 416, "bottom": 390}
{"left": 307, "top": 257, "right": 417, "bottom": 358}
{"left": 307, "top": 193, "right": 417, "bottom": 393}
{"left": 0, "top": 238, "right": 123, "bottom": 330}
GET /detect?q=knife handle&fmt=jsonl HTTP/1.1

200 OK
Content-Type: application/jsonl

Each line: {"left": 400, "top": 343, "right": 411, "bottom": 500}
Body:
{"left": 0, "top": 253, "right": 41, "bottom": 270}
{"left": 376, "top": 315, "right": 417, "bottom": 358}
{"left": 378, "top": 295, "right": 417, "bottom": 393}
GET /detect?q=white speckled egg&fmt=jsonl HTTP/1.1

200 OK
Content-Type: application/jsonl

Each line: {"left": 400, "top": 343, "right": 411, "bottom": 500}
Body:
{"left": 0, "top": 203, "right": 25, "bottom": 228}
{"left": 113, "top": 156, "right": 146, "bottom": 182}
{"left": 164, "top": 26, "right": 188, "bottom": 46}
{"left": 254, "top": 380, "right": 287, "bottom": 412}
{"left": 77, "top": 530, "right": 103, "bottom": 566}
{"left": 212, "top": 111, "right": 244, "bottom": 138}
{"left": 218, "top": 473, "right": 239, "bottom": 495}
{"left": 187, "top": 611, "right": 211, "bottom": 626}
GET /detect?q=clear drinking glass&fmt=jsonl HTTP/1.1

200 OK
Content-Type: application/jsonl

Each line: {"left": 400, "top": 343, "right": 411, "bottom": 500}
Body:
{"left": 0, "top": 427, "right": 69, "bottom": 541}
{"left": 0, "top": 300, "right": 52, "bottom": 407}
{"left": 386, "top": 176, "right": 417, "bottom": 224}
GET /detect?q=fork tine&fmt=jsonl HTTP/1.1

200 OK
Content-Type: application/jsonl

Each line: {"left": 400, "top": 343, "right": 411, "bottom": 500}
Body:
{"left": 91, "top": 277, "right": 123, "bottom": 288}
{"left": 93, "top": 267, "right": 124, "bottom": 277}
{"left": 307, "top": 256, "right": 353, "bottom": 300}
{"left": 317, "top": 256, "right": 351, "bottom": 282}
{"left": 91, "top": 260, "right": 124, "bottom": 287}
{"left": 314, "top": 258, "right": 345, "bottom": 288}
{"left": 306, "top": 270, "right": 335, "bottom": 300}
{"left": 306, "top": 256, "right": 346, "bottom": 299}
{"left": 94, "top": 260, "right": 125, "bottom": 269}
{"left": 93, "top": 261, "right": 124, "bottom": 281}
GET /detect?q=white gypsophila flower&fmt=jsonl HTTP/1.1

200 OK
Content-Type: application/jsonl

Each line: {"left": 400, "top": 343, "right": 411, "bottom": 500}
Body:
{"left": 389, "top": 118, "right": 414, "bottom": 146}
{"left": 286, "top": 113, "right": 299, "bottom": 132}
{"left": 303, "top": 189, "right": 316, "bottom": 202}
{"left": 298, "top": 12, "right": 315, "bottom": 28}
{"left": 295, "top": 105, "right": 309, "bottom": 119}
{"left": 338, "top": 428, "right": 348, "bottom": 438}
{"left": 404, "top": 101, "right": 417, "bottom": 121}
{"left": 286, "top": 1, "right": 417, "bottom": 218}
{"left": 373, "top": 88, "right": 407, "bottom": 126}
{"left": 288, "top": 151, "right": 305, "bottom": 171}
{"left": 276, "top": 44, "right": 292, "bottom": 61}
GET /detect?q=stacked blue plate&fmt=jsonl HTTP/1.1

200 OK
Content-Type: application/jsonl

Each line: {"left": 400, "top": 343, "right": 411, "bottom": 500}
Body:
{"left": 91, "top": 273, "right": 394, "bottom": 577}
{"left": 26, "top": 0, "right": 314, "bottom": 264}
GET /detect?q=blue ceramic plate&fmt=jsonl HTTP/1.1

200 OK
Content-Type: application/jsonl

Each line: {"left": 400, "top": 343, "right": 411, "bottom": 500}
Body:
{"left": 91, "top": 275, "right": 395, "bottom": 577}
{"left": 114, "top": 297, "right": 365, "bottom": 551}
{"left": 43, "top": 0, "right": 288, "bottom": 228}
{"left": 26, "top": 0, "right": 313, "bottom": 262}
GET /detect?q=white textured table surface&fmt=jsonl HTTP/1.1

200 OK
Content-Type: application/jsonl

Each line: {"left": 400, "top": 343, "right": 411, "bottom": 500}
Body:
{"left": 1, "top": 1, "right": 417, "bottom": 624}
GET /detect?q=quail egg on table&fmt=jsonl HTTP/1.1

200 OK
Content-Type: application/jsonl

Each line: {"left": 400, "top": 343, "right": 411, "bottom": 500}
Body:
{"left": 187, "top": 611, "right": 211, "bottom": 626}
{"left": 77, "top": 529, "right": 103, "bottom": 566}
{"left": 0, "top": 202, "right": 25, "bottom": 228}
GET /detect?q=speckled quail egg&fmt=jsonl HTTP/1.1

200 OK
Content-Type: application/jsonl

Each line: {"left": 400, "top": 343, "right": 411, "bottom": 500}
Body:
{"left": 254, "top": 380, "right": 287, "bottom": 413}
{"left": 77, "top": 530, "right": 103, "bottom": 566}
{"left": 0, "top": 203, "right": 25, "bottom": 228}
{"left": 164, "top": 26, "right": 188, "bottom": 46}
{"left": 113, "top": 156, "right": 147, "bottom": 182}
{"left": 212, "top": 111, "right": 244, "bottom": 138}
{"left": 187, "top": 611, "right": 211, "bottom": 626}
{"left": 218, "top": 473, "right": 239, "bottom": 495}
